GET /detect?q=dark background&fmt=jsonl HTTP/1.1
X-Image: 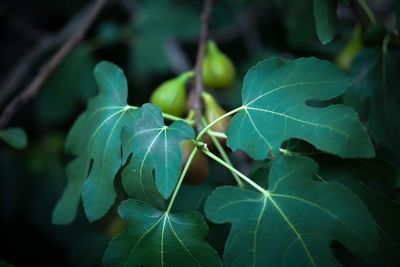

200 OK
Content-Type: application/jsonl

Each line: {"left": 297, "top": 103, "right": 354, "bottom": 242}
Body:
{"left": 0, "top": 0, "right": 398, "bottom": 266}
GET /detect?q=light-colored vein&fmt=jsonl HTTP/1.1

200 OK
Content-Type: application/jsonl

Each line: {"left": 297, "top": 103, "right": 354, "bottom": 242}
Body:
{"left": 252, "top": 197, "right": 268, "bottom": 267}
{"left": 215, "top": 198, "right": 263, "bottom": 214}
{"left": 138, "top": 128, "right": 165, "bottom": 199}
{"left": 245, "top": 80, "right": 345, "bottom": 106}
{"left": 87, "top": 106, "right": 124, "bottom": 120}
{"left": 167, "top": 218, "right": 202, "bottom": 267}
{"left": 245, "top": 109, "right": 273, "bottom": 150}
{"left": 164, "top": 129, "right": 168, "bottom": 191}
{"left": 88, "top": 109, "right": 126, "bottom": 146}
{"left": 160, "top": 216, "right": 168, "bottom": 266}
{"left": 124, "top": 214, "right": 166, "bottom": 265}
{"left": 99, "top": 110, "right": 127, "bottom": 185}
{"left": 270, "top": 171, "right": 295, "bottom": 192}
{"left": 245, "top": 106, "right": 360, "bottom": 146}
{"left": 270, "top": 193, "right": 361, "bottom": 237}
{"left": 267, "top": 196, "right": 317, "bottom": 267}
{"left": 126, "top": 127, "right": 164, "bottom": 144}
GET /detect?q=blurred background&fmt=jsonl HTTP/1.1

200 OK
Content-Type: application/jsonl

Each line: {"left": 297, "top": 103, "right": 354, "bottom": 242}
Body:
{"left": 0, "top": 0, "right": 399, "bottom": 266}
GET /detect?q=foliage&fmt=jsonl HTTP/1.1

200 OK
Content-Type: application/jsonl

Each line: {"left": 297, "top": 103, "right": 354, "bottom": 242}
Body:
{"left": 1, "top": 0, "right": 400, "bottom": 266}
{"left": 0, "top": 127, "right": 27, "bottom": 149}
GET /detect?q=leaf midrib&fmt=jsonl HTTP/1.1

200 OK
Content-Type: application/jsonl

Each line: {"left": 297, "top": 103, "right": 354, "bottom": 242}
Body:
{"left": 244, "top": 106, "right": 361, "bottom": 148}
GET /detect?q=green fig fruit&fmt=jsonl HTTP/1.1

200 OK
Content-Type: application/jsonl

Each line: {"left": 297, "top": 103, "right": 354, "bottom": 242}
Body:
{"left": 180, "top": 140, "right": 209, "bottom": 185}
{"left": 150, "top": 71, "right": 193, "bottom": 116}
{"left": 201, "top": 92, "right": 231, "bottom": 151}
{"left": 202, "top": 40, "right": 236, "bottom": 89}
{"left": 335, "top": 24, "right": 363, "bottom": 72}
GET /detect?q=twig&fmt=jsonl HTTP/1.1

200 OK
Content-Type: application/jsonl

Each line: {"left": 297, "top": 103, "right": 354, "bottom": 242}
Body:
{"left": 189, "top": 0, "right": 214, "bottom": 132}
{"left": 0, "top": 6, "right": 88, "bottom": 108}
{"left": 0, "top": 0, "right": 109, "bottom": 129}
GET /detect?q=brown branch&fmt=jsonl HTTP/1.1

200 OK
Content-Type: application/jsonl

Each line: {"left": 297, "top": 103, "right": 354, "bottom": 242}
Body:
{"left": 0, "top": 0, "right": 109, "bottom": 129}
{"left": 0, "top": 6, "right": 88, "bottom": 108}
{"left": 189, "top": 0, "right": 214, "bottom": 133}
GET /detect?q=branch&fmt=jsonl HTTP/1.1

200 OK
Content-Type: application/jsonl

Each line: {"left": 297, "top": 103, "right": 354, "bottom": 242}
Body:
{"left": 0, "top": 0, "right": 109, "bottom": 129}
{"left": 189, "top": 0, "right": 214, "bottom": 132}
{"left": 0, "top": 6, "right": 88, "bottom": 108}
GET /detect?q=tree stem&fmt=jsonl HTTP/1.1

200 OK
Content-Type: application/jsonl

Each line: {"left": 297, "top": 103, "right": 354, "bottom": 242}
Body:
{"left": 190, "top": 0, "right": 214, "bottom": 132}
{"left": 0, "top": 0, "right": 109, "bottom": 129}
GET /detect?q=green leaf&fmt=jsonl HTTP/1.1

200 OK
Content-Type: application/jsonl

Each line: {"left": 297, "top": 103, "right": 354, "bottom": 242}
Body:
{"left": 312, "top": 0, "right": 338, "bottom": 44}
{"left": 284, "top": 0, "right": 315, "bottom": 47}
{"left": 53, "top": 61, "right": 139, "bottom": 224}
{"left": 345, "top": 49, "right": 400, "bottom": 160}
{"left": 315, "top": 155, "right": 400, "bottom": 266}
{"left": 205, "top": 155, "right": 378, "bottom": 267}
{"left": 0, "top": 127, "right": 28, "bottom": 149}
{"left": 226, "top": 57, "right": 374, "bottom": 160}
{"left": 38, "top": 45, "right": 97, "bottom": 124}
{"left": 129, "top": 0, "right": 200, "bottom": 76}
{"left": 103, "top": 199, "right": 222, "bottom": 267}
{"left": 121, "top": 103, "right": 194, "bottom": 201}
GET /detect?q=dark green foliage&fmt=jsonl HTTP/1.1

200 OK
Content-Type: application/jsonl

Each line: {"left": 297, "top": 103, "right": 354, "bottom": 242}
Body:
{"left": 103, "top": 200, "right": 221, "bottom": 267}
{"left": 2, "top": 0, "right": 400, "bottom": 266}
{"left": 0, "top": 127, "right": 27, "bottom": 149}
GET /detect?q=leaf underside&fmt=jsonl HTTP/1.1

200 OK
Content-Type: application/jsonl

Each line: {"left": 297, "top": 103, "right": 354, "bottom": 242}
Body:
{"left": 103, "top": 199, "right": 222, "bottom": 267}
{"left": 226, "top": 57, "right": 374, "bottom": 160}
{"left": 205, "top": 155, "right": 378, "bottom": 267}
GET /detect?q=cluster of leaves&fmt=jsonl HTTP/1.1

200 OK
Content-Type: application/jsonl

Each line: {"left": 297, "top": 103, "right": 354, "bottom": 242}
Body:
{"left": 1, "top": 0, "right": 400, "bottom": 266}
{"left": 52, "top": 46, "right": 400, "bottom": 266}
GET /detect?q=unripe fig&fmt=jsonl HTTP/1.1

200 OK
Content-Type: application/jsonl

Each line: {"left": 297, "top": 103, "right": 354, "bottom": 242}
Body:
{"left": 150, "top": 71, "right": 193, "bottom": 116}
{"left": 201, "top": 92, "right": 231, "bottom": 151}
{"left": 202, "top": 40, "right": 235, "bottom": 89}
{"left": 335, "top": 24, "right": 363, "bottom": 72}
{"left": 180, "top": 140, "right": 209, "bottom": 185}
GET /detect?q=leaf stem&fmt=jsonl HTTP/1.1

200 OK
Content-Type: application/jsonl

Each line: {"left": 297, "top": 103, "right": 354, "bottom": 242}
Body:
{"left": 207, "top": 130, "right": 227, "bottom": 139}
{"left": 357, "top": 0, "right": 377, "bottom": 25}
{"left": 382, "top": 34, "right": 391, "bottom": 55}
{"left": 166, "top": 147, "right": 198, "bottom": 213}
{"left": 162, "top": 113, "right": 195, "bottom": 125}
{"left": 202, "top": 148, "right": 268, "bottom": 195}
{"left": 127, "top": 105, "right": 194, "bottom": 125}
{"left": 196, "top": 106, "right": 244, "bottom": 140}
{"left": 201, "top": 117, "right": 243, "bottom": 187}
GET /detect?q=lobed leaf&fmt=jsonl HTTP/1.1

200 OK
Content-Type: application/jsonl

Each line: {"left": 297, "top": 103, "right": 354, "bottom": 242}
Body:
{"left": 103, "top": 199, "right": 222, "bottom": 267}
{"left": 315, "top": 155, "right": 400, "bottom": 267}
{"left": 121, "top": 104, "right": 194, "bottom": 203}
{"left": 205, "top": 155, "right": 378, "bottom": 267}
{"left": 53, "top": 61, "right": 139, "bottom": 223}
{"left": 345, "top": 49, "right": 400, "bottom": 161}
{"left": 226, "top": 57, "right": 374, "bottom": 160}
